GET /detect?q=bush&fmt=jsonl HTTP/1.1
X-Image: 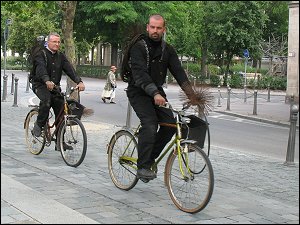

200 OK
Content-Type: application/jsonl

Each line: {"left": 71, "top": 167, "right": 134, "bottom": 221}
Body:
{"left": 210, "top": 75, "right": 221, "bottom": 87}
{"left": 76, "top": 65, "right": 110, "bottom": 79}
{"left": 229, "top": 74, "right": 243, "bottom": 88}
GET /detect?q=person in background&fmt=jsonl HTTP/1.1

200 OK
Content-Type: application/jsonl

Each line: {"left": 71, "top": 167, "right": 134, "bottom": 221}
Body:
{"left": 101, "top": 65, "right": 117, "bottom": 104}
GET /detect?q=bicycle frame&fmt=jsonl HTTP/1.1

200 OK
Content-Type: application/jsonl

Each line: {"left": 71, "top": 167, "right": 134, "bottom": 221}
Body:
{"left": 43, "top": 92, "right": 73, "bottom": 145}
{"left": 118, "top": 110, "right": 194, "bottom": 179}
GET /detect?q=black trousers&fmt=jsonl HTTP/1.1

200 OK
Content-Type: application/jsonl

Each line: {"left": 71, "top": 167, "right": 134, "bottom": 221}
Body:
{"left": 33, "top": 85, "right": 64, "bottom": 129}
{"left": 127, "top": 89, "right": 176, "bottom": 170}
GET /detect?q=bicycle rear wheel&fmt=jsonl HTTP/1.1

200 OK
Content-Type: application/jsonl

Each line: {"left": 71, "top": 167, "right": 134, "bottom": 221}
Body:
{"left": 24, "top": 109, "right": 46, "bottom": 155}
{"left": 165, "top": 144, "right": 214, "bottom": 213}
{"left": 57, "top": 117, "right": 87, "bottom": 167}
{"left": 107, "top": 130, "right": 138, "bottom": 190}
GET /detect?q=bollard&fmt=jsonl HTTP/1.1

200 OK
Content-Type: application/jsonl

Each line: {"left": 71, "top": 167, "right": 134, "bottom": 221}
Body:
{"left": 244, "top": 85, "right": 247, "bottom": 103}
{"left": 12, "top": 77, "right": 19, "bottom": 107}
{"left": 125, "top": 100, "right": 132, "bottom": 128}
{"left": 26, "top": 73, "right": 30, "bottom": 93}
{"left": 226, "top": 87, "right": 231, "bottom": 111}
{"left": 165, "top": 75, "right": 168, "bottom": 89}
{"left": 217, "top": 85, "right": 221, "bottom": 107}
{"left": 11, "top": 73, "right": 15, "bottom": 95}
{"left": 2, "top": 74, "right": 8, "bottom": 102}
{"left": 289, "top": 95, "right": 294, "bottom": 122}
{"left": 253, "top": 90, "right": 257, "bottom": 115}
{"left": 194, "top": 77, "right": 196, "bottom": 86}
{"left": 267, "top": 85, "right": 270, "bottom": 102}
{"left": 284, "top": 104, "right": 298, "bottom": 166}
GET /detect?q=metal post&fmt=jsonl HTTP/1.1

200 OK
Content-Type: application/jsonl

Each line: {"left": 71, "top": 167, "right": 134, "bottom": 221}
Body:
{"left": 244, "top": 85, "right": 247, "bottom": 103}
{"left": 289, "top": 95, "right": 294, "bottom": 122}
{"left": 226, "top": 86, "right": 231, "bottom": 111}
{"left": 2, "top": 74, "right": 8, "bottom": 102}
{"left": 12, "top": 77, "right": 19, "bottom": 107}
{"left": 11, "top": 73, "right": 15, "bottom": 94}
{"left": 125, "top": 100, "right": 132, "bottom": 128}
{"left": 165, "top": 75, "right": 168, "bottom": 89}
{"left": 3, "top": 31, "right": 7, "bottom": 80}
{"left": 267, "top": 85, "right": 270, "bottom": 102}
{"left": 253, "top": 90, "right": 257, "bottom": 115}
{"left": 217, "top": 85, "right": 221, "bottom": 107}
{"left": 284, "top": 104, "right": 298, "bottom": 166}
{"left": 244, "top": 57, "right": 247, "bottom": 102}
{"left": 193, "top": 77, "right": 196, "bottom": 86}
{"left": 26, "top": 73, "right": 30, "bottom": 93}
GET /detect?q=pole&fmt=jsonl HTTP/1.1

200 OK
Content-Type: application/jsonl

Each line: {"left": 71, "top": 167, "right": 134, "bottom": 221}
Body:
{"left": 284, "top": 104, "right": 298, "bottom": 166}
{"left": 253, "top": 90, "right": 257, "bottom": 115}
{"left": 12, "top": 77, "right": 19, "bottom": 107}
{"left": 126, "top": 100, "right": 132, "bottom": 128}
{"left": 226, "top": 86, "right": 231, "bottom": 111}
{"left": 4, "top": 30, "right": 7, "bottom": 78}
{"left": 2, "top": 75, "right": 8, "bottom": 102}
{"left": 217, "top": 85, "right": 221, "bottom": 107}
{"left": 11, "top": 73, "right": 15, "bottom": 94}
{"left": 244, "top": 57, "right": 247, "bottom": 103}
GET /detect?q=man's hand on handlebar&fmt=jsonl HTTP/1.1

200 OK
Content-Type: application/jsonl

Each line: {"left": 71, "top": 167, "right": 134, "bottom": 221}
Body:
{"left": 76, "top": 82, "right": 85, "bottom": 92}
{"left": 46, "top": 81, "right": 55, "bottom": 91}
{"left": 154, "top": 93, "right": 166, "bottom": 106}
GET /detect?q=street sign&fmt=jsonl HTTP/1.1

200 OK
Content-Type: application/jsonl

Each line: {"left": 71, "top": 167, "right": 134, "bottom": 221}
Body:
{"left": 243, "top": 49, "right": 249, "bottom": 58}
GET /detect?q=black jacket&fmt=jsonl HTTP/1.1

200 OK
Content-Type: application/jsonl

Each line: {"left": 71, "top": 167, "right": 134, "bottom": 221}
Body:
{"left": 32, "top": 47, "right": 82, "bottom": 88}
{"left": 128, "top": 36, "right": 189, "bottom": 97}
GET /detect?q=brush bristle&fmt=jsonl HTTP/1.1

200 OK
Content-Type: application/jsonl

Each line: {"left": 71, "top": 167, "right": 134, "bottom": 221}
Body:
{"left": 180, "top": 82, "right": 214, "bottom": 116}
{"left": 82, "top": 108, "right": 94, "bottom": 117}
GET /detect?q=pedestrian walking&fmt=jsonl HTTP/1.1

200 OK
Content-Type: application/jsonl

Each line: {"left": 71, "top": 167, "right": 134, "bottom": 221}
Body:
{"left": 101, "top": 65, "right": 117, "bottom": 104}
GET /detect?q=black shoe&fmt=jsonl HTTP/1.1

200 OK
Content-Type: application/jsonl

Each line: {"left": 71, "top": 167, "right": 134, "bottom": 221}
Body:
{"left": 140, "top": 178, "right": 150, "bottom": 183}
{"left": 32, "top": 122, "right": 42, "bottom": 137}
{"left": 110, "top": 101, "right": 116, "bottom": 104}
{"left": 137, "top": 168, "right": 157, "bottom": 180}
{"left": 55, "top": 142, "right": 73, "bottom": 151}
{"left": 101, "top": 98, "right": 106, "bottom": 103}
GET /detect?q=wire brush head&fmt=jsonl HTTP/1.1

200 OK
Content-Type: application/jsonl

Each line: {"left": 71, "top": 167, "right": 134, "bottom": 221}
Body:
{"left": 82, "top": 108, "right": 94, "bottom": 117}
{"left": 179, "top": 82, "right": 214, "bottom": 116}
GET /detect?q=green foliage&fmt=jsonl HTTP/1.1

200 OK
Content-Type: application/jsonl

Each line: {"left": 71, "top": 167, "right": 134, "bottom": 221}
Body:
{"left": 76, "top": 65, "right": 111, "bottom": 79}
{"left": 228, "top": 74, "right": 243, "bottom": 88}
{"left": 207, "top": 64, "right": 221, "bottom": 76}
{"left": 210, "top": 75, "right": 222, "bottom": 87}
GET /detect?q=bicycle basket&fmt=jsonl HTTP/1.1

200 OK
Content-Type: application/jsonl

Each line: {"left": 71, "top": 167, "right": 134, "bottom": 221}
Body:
{"left": 67, "top": 99, "right": 84, "bottom": 120}
{"left": 181, "top": 115, "right": 208, "bottom": 149}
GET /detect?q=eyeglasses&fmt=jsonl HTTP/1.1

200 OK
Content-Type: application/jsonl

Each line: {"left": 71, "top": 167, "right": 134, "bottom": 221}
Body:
{"left": 49, "top": 40, "right": 61, "bottom": 44}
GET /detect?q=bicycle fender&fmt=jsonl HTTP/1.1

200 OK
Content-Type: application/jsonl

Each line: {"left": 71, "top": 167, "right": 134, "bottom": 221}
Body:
{"left": 24, "top": 107, "right": 39, "bottom": 129}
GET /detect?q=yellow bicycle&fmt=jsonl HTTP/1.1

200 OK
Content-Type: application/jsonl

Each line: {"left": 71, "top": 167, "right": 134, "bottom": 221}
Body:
{"left": 107, "top": 102, "right": 214, "bottom": 213}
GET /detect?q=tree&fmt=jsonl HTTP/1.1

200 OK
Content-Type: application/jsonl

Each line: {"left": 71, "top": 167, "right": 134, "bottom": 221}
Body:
{"left": 204, "top": 1, "right": 267, "bottom": 86}
{"left": 58, "top": 1, "right": 78, "bottom": 100}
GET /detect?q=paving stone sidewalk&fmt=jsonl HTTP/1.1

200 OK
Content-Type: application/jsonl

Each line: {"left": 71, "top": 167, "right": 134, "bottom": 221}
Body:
{"left": 1, "top": 99, "right": 299, "bottom": 224}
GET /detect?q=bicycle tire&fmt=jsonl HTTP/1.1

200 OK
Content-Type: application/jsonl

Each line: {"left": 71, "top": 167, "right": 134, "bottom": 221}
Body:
{"left": 57, "top": 117, "right": 87, "bottom": 167}
{"left": 24, "top": 109, "right": 46, "bottom": 155}
{"left": 107, "top": 130, "right": 139, "bottom": 190}
{"left": 164, "top": 144, "right": 214, "bottom": 213}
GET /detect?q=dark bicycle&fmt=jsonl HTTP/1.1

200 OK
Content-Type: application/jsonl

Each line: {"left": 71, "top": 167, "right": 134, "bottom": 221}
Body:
{"left": 24, "top": 87, "right": 87, "bottom": 167}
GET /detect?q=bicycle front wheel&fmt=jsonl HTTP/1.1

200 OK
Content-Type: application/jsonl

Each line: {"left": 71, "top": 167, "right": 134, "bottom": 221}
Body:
{"left": 165, "top": 144, "right": 214, "bottom": 213}
{"left": 24, "top": 109, "right": 46, "bottom": 155}
{"left": 108, "top": 130, "right": 138, "bottom": 190}
{"left": 57, "top": 117, "right": 87, "bottom": 167}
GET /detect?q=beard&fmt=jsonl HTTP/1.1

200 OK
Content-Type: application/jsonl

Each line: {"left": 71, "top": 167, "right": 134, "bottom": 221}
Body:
{"left": 149, "top": 33, "right": 162, "bottom": 42}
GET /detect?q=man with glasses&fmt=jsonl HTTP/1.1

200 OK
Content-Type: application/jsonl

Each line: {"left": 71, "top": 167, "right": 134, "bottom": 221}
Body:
{"left": 31, "top": 32, "right": 85, "bottom": 150}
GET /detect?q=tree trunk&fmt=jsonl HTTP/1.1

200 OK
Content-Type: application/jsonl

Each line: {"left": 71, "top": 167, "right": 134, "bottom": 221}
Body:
{"left": 60, "top": 1, "right": 78, "bottom": 101}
